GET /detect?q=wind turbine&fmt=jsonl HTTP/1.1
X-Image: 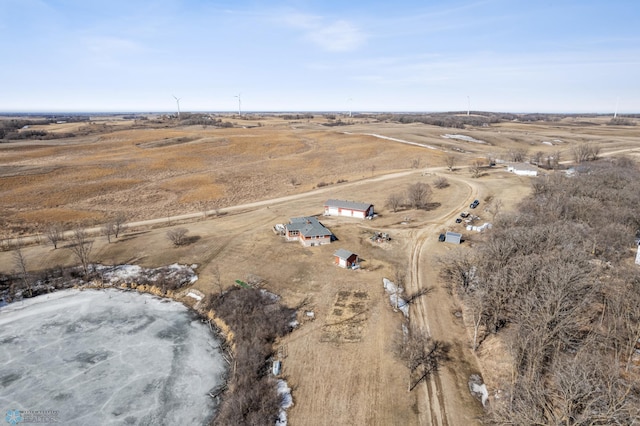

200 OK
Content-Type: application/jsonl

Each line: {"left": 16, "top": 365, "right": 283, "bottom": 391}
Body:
{"left": 467, "top": 96, "right": 470, "bottom": 116}
{"left": 172, "top": 95, "right": 181, "bottom": 120}
{"left": 234, "top": 93, "right": 242, "bottom": 116}
{"left": 347, "top": 98, "right": 353, "bottom": 118}
{"left": 614, "top": 97, "right": 619, "bottom": 119}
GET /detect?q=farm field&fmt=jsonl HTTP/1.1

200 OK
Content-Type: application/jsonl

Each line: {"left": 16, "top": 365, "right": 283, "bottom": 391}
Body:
{"left": 1, "top": 114, "right": 639, "bottom": 425}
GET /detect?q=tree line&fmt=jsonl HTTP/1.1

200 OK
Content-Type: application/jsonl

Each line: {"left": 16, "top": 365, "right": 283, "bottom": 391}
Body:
{"left": 440, "top": 157, "right": 640, "bottom": 424}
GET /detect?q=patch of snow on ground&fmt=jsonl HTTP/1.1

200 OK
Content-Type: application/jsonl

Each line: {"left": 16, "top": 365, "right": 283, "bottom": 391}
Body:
{"left": 361, "top": 133, "right": 439, "bottom": 150}
{"left": 542, "top": 141, "right": 554, "bottom": 145}
{"left": 471, "top": 383, "right": 489, "bottom": 407}
{"left": 383, "top": 278, "right": 409, "bottom": 317}
{"left": 275, "top": 379, "right": 293, "bottom": 425}
{"left": 441, "top": 134, "right": 487, "bottom": 144}
{"left": 94, "top": 263, "right": 198, "bottom": 286}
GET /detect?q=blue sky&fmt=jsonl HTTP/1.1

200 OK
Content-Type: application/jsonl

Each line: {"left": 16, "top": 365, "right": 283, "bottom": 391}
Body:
{"left": 1, "top": 0, "right": 638, "bottom": 113}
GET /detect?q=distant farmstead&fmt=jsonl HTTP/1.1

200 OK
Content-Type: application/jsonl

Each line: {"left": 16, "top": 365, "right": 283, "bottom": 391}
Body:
{"left": 284, "top": 217, "right": 333, "bottom": 247}
{"left": 323, "top": 199, "right": 374, "bottom": 219}
{"left": 334, "top": 249, "right": 359, "bottom": 269}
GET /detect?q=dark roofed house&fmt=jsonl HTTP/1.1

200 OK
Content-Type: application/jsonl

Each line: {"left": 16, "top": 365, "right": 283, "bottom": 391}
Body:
{"left": 324, "top": 199, "right": 374, "bottom": 219}
{"left": 334, "top": 249, "right": 359, "bottom": 269}
{"left": 285, "top": 217, "right": 333, "bottom": 247}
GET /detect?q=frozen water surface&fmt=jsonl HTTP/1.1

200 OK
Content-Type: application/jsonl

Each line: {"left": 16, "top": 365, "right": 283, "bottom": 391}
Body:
{"left": 0, "top": 289, "right": 226, "bottom": 425}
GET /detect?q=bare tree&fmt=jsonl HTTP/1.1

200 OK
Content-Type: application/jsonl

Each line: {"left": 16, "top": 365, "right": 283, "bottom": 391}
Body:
{"left": 12, "top": 242, "right": 32, "bottom": 297}
{"left": 509, "top": 147, "right": 528, "bottom": 162}
{"left": 444, "top": 154, "right": 456, "bottom": 172}
{"left": 68, "top": 228, "right": 93, "bottom": 278}
{"left": 406, "top": 182, "right": 432, "bottom": 209}
{"left": 396, "top": 332, "right": 450, "bottom": 391}
{"left": 46, "top": 224, "right": 63, "bottom": 249}
{"left": 113, "top": 213, "right": 127, "bottom": 238}
{"left": 102, "top": 222, "right": 115, "bottom": 243}
{"left": 433, "top": 176, "right": 449, "bottom": 189}
{"left": 485, "top": 198, "right": 503, "bottom": 220}
{"left": 386, "top": 192, "right": 404, "bottom": 213}
{"left": 469, "top": 160, "right": 483, "bottom": 178}
{"left": 410, "top": 158, "right": 422, "bottom": 169}
{"left": 532, "top": 151, "right": 544, "bottom": 165}
{"left": 289, "top": 176, "right": 299, "bottom": 187}
{"left": 166, "top": 228, "right": 189, "bottom": 246}
{"left": 571, "top": 143, "right": 592, "bottom": 163}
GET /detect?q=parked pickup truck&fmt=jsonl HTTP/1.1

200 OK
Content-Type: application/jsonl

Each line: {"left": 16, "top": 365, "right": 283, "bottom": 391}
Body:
{"left": 470, "top": 199, "right": 480, "bottom": 209}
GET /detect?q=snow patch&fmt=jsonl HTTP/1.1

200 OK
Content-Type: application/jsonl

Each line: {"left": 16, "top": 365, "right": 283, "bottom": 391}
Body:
{"left": 383, "top": 278, "right": 409, "bottom": 317}
{"left": 359, "top": 133, "right": 439, "bottom": 150}
{"left": 275, "top": 379, "right": 293, "bottom": 425}
{"left": 441, "top": 134, "right": 487, "bottom": 144}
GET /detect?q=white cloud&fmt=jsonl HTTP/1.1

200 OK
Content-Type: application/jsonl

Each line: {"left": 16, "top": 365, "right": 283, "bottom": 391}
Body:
{"left": 281, "top": 12, "right": 366, "bottom": 52}
{"left": 306, "top": 20, "right": 365, "bottom": 52}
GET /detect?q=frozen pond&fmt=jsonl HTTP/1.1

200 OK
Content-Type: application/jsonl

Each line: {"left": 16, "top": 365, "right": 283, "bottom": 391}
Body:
{"left": 0, "top": 289, "right": 226, "bottom": 425}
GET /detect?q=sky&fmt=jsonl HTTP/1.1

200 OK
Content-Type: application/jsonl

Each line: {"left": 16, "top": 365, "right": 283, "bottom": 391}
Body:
{"left": 0, "top": 0, "right": 638, "bottom": 113}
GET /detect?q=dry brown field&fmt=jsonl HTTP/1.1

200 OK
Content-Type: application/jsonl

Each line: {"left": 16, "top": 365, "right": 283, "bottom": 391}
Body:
{"left": 1, "top": 114, "right": 639, "bottom": 425}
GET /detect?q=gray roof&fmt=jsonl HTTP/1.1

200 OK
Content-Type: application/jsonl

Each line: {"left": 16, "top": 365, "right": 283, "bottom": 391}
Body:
{"left": 445, "top": 231, "right": 462, "bottom": 244}
{"left": 333, "top": 248, "right": 356, "bottom": 259}
{"left": 287, "top": 217, "right": 332, "bottom": 238}
{"left": 324, "top": 199, "right": 373, "bottom": 211}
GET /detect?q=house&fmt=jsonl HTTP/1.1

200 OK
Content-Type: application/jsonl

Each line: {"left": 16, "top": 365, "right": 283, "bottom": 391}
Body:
{"left": 324, "top": 199, "right": 374, "bottom": 219}
{"left": 285, "top": 217, "right": 333, "bottom": 247}
{"left": 334, "top": 249, "right": 359, "bottom": 269}
{"left": 445, "top": 231, "right": 462, "bottom": 244}
{"left": 506, "top": 163, "right": 539, "bottom": 177}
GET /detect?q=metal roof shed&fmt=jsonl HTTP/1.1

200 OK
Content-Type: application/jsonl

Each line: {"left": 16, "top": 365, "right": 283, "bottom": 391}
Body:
{"left": 445, "top": 231, "right": 462, "bottom": 244}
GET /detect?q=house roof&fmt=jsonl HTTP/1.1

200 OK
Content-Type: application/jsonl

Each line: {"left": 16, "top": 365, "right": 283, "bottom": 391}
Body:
{"left": 287, "top": 217, "right": 332, "bottom": 238}
{"left": 324, "top": 199, "right": 372, "bottom": 211}
{"left": 334, "top": 248, "right": 356, "bottom": 259}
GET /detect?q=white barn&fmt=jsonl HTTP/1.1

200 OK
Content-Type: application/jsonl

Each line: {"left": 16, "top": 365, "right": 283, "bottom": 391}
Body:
{"left": 506, "top": 163, "right": 539, "bottom": 177}
{"left": 324, "top": 199, "right": 374, "bottom": 219}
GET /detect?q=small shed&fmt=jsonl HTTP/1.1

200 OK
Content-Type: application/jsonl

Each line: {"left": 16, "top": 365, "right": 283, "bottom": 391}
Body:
{"left": 334, "top": 248, "right": 359, "bottom": 269}
{"left": 445, "top": 231, "right": 462, "bottom": 244}
{"left": 636, "top": 244, "right": 640, "bottom": 266}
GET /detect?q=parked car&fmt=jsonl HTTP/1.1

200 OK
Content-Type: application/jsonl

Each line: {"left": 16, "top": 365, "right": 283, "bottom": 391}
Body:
{"left": 470, "top": 199, "right": 480, "bottom": 209}
{"left": 455, "top": 218, "right": 462, "bottom": 223}
{"left": 438, "top": 233, "right": 446, "bottom": 242}
{"left": 460, "top": 211, "right": 469, "bottom": 218}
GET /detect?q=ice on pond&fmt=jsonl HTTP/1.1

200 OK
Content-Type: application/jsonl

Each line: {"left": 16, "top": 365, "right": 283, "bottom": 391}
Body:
{"left": 0, "top": 289, "right": 227, "bottom": 425}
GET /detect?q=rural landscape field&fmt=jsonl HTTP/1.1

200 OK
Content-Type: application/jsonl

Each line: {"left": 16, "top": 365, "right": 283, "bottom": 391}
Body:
{"left": 2, "top": 112, "right": 640, "bottom": 425}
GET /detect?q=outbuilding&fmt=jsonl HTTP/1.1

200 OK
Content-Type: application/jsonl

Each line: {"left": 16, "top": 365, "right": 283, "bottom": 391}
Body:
{"left": 324, "top": 199, "right": 374, "bottom": 219}
{"left": 334, "top": 249, "right": 359, "bottom": 269}
{"left": 445, "top": 231, "right": 462, "bottom": 244}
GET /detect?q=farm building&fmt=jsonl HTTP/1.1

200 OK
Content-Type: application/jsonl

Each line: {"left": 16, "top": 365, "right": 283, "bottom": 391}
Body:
{"left": 445, "top": 231, "right": 462, "bottom": 244}
{"left": 285, "top": 217, "right": 333, "bottom": 247}
{"left": 334, "top": 249, "right": 359, "bottom": 269}
{"left": 324, "top": 199, "right": 374, "bottom": 219}
{"left": 506, "top": 163, "right": 539, "bottom": 177}
{"left": 636, "top": 243, "right": 640, "bottom": 266}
